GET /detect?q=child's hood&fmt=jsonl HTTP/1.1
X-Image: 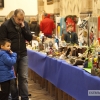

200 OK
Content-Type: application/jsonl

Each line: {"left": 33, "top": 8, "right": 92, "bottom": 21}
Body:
{"left": 0, "top": 50, "right": 7, "bottom": 57}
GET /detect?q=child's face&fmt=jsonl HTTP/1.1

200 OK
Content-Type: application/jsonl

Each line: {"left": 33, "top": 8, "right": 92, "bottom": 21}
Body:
{"left": 1, "top": 42, "right": 11, "bottom": 51}
{"left": 67, "top": 26, "right": 73, "bottom": 32}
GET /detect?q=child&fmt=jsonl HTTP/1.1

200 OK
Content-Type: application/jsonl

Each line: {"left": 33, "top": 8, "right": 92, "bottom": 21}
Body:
{"left": 0, "top": 38, "right": 17, "bottom": 100}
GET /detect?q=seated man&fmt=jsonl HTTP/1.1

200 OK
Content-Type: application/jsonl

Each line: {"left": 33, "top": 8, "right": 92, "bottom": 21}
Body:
{"left": 64, "top": 24, "right": 78, "bottom": 57}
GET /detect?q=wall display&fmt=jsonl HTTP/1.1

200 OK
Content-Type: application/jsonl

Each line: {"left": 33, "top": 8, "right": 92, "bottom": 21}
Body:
{"left": 78, "top": 28, "right": 88, "bottom": 46}
{"left": 78, "top": 16, "right": 89, "bottom": 46}
{"left": 78, "top": 17, "right": 98, "bottom": 46}
{"left": 65, "top": 15, "right": 78, "bottom": 32}
{"left": 0, "top": 0, "right": 4, "bottom": 7}
{"left": 88, "top": 17, "right": 98, "bottom": 44}
{"left": 47, "top": 0, "right": 53, "bottom": 5}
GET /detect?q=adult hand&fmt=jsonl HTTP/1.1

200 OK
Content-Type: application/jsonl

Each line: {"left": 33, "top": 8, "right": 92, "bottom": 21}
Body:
{"left": 21, "top": 22, "right": 25, "bottom": 27}
{"left": 32, "top": 35, "right": 40, "bottom": 42}
{"left": 9, "top": 50, "right": 13, "bottom": 54}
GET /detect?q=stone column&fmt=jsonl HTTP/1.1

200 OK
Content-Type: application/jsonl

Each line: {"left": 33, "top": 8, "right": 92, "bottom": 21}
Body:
{"left": 37, "top": 0, "right": 45, "bottom": 22}
{"left": 93, "top": 0, "right": 100, "bottom": 17}
{"left": 80, "top": 0, "right": 93, "bottom": 13}
{"left": 53, "top": 0, "right": 60, "bottom": 14}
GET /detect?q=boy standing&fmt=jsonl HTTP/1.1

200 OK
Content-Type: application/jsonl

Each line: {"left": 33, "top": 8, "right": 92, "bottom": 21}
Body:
{"left": 0, "top": 38, "right": 17, "bottom": 100}
{"left": 64, "top": 25, "right": 78, "bottom": 57}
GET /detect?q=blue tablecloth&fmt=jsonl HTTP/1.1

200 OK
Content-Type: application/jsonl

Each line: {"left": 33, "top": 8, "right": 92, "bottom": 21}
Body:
{"left": 27, "top": 49, "right": 100, "bottom": 100}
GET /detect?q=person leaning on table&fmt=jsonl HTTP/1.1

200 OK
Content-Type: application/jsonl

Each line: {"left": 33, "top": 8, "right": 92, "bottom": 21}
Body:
{"left": 64, "top": 24, "right": 79, "bottom": 57}
{"left": 0, "top": 9, "right": 38, "bottom": 100}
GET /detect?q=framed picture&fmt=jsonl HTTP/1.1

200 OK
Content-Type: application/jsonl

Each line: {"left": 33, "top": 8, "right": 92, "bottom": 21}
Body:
{"left": 47, "top": 0, "right": 53, "bottom": 5}
{"left": 0, "top": 0, "right": 4, "bottom": 7}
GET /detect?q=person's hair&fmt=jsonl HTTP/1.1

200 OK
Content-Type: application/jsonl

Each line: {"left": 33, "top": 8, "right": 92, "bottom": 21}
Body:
{"left": 44, "top": 13, "right": 48, "bottom": 17}
{"left": 30, "top": 17, "right": 37, "bottom": 23}
{"left": 0, "top": 38, "right": 11, "bottom": 49}
{"left": 14, "top": 9, "right": 25, "bottom": 16}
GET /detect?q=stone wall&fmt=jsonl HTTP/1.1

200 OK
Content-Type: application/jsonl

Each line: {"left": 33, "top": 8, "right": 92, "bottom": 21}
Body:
{"left": 93, "top": 0, "right": 100, "bottom": 16}
{"left": 37, "top": 0, "right": 100, "bottom": 21}
{"left": 60, "top": 0, "right": 81, "bottom": 17}
{"left": 38, "top": 0, "right": 44, "bottom": 22}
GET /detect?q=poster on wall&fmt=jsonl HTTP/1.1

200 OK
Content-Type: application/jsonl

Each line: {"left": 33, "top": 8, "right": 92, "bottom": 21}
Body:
{"left": 47, "top": 0, "right": 53, "bottom": 5}
{"left": 0, "top": 0, "right": 4, "bottom": 7}
{"left": 78, "top": 17, "right": 98, "bottom": 46}
{"left": 88, "top": 17, "right": 98, "bottom": 44}
{"left": 78, "top": 17, "right": 89, "bottom": 46}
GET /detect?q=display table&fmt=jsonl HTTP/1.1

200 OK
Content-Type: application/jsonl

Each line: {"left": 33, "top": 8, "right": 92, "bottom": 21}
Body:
{"left": 27, "top": 49, "right": 100, "bottom": 100}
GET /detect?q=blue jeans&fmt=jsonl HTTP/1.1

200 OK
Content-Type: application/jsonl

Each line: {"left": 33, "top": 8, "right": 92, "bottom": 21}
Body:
{"left": 10, "top": 56, "right": 29, "bottom": 100}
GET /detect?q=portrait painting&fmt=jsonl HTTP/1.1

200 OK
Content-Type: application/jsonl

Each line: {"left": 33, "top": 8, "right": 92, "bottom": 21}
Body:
{"left": 47, "top": 0, "right": 53, "bottom": 5}
{"left": 0, "top": 0, "right": 4, "bottom": 7}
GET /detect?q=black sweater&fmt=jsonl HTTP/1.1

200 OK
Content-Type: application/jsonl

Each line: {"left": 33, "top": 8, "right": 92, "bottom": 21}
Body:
{"left": 64, "top": 32, "right": 78, "bottom": 45}
{"left": 0, "top": 18, "right": 32, "bottom": 58}
{"left": 30, "top": 21, "right": 40, "bottom": 36}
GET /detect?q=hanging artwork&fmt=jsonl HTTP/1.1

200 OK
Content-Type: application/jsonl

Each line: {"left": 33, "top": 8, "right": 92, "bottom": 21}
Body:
{"left": 0, "top": 0, "right": 4, "bottom": 7}
{"left": 47, "top": 0, "right": 53, "bottom": 5}
{"left": 64, "top": 15, "right": 78, "bottom": 32}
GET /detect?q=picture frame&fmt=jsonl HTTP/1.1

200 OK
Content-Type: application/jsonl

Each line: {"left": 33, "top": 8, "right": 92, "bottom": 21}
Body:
{"left": 0, "top": 0, "right": 4, "bottom": 7}
{"left": 47, "top": 0, "right": 53, "bottom": 5}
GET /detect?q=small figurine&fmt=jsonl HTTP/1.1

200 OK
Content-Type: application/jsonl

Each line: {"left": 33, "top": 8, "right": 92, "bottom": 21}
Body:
{"left": 93, "top": 57, "right": 98, "bottom": 68}
{"left": 83, "top": 58, "right": 88, "bottom": 68}
{"left": 83, "top": 54, "right": 93, "bottom": 68}
{"left": 48, "top": 41, "right": 54, "bottom": 55}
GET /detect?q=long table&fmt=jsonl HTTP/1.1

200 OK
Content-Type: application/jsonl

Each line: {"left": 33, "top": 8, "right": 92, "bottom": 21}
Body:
{"left": 27, "top": 49, "right": 100, "bottom": 100}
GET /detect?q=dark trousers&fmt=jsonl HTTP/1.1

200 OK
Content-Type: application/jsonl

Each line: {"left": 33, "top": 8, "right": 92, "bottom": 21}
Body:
{"left": 45, "top": 34, "right": 52, "bottom": 38}
{"left": 10, "top": 56, "right": 29, "bottom": 100}
{"left": 0, "top": 80, "right": 10, "bottom": 100}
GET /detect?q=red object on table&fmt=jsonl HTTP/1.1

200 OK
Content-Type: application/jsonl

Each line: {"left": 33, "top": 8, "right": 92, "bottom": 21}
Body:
{"left": 98, "top": 38, "right": 100, "bottom": 45}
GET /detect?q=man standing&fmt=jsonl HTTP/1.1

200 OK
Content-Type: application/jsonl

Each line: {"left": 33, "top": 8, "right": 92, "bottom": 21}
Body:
{"left": 40, "top": 13, "right": 55, "bottom": 38}
{"left": 0, "top": 9, "right": 37, "bottom": 100}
